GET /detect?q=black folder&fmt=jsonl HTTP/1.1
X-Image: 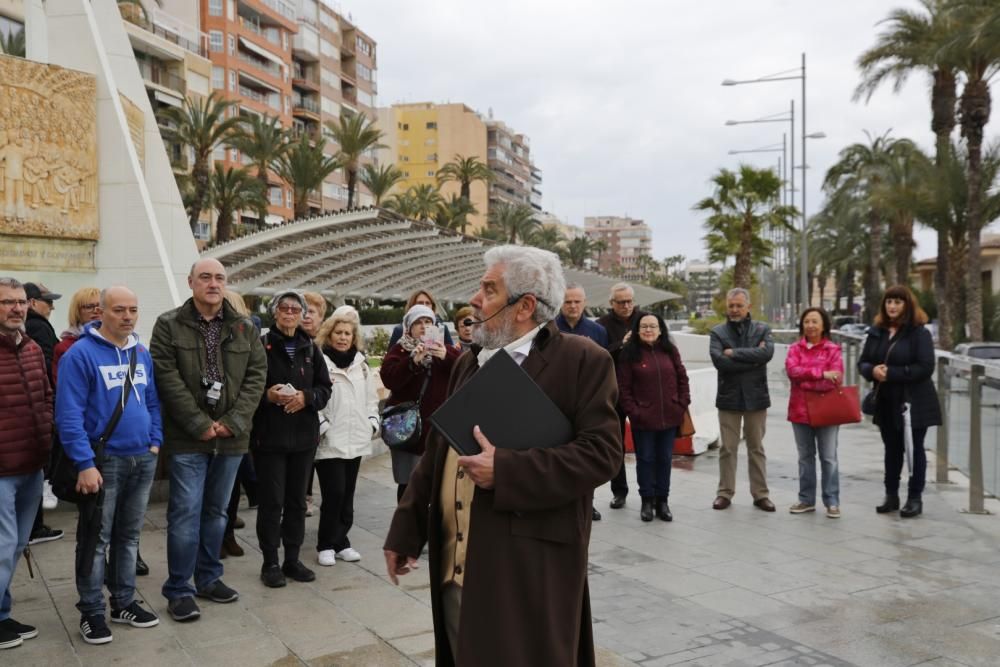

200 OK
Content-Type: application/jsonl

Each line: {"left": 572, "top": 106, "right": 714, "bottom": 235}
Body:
{"left": 429, "top": 349, "right": 573, "bottom": 456}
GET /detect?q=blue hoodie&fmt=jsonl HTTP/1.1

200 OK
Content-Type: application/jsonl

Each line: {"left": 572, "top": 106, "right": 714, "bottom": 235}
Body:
{"left": 55, "top": 322, "right": 162, "bottom": 471}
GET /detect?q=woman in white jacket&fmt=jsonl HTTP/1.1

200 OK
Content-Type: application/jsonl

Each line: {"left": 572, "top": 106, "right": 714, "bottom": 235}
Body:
{"left": 314, "top": 309, "right": 379, "bottom": 566}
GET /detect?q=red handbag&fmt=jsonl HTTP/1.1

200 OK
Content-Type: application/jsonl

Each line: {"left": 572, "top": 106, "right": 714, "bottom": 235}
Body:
{"left": 804, "top": 386, "right": 862, "bottom": 427}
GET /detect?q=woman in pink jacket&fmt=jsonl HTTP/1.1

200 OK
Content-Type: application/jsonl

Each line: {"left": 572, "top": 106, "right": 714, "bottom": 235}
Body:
{"left": 785, "top": 307, "right": 844, "bottom": 518}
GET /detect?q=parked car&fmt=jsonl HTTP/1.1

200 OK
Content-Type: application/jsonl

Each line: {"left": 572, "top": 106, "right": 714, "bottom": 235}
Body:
{"left": 833, "top": 315, "right": 859, "bottom": 329}
{"left": 951, "top": 343, "right": 1000, "bottom": 389}
{"left": 838, "top": 323, "right": 870, "bottom": 336}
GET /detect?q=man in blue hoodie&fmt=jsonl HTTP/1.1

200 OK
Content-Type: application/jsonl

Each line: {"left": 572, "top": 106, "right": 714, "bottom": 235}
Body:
{"left": 55, "top": 286, "right": 162, "bottom": 645}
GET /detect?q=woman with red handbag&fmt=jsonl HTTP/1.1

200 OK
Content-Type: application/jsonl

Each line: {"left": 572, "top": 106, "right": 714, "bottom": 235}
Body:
{"left": 785, "top": 308, "right": 844, "bottom": 518}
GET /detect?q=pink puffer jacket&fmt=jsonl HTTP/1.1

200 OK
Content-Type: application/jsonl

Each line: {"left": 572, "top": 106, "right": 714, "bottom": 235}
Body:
{"left": 785, "top": 338, "right": 844, "bottom": 424}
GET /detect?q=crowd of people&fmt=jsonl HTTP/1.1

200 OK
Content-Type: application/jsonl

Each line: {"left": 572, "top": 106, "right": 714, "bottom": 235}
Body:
{"left": 0, "top": 250, "right": 940, "bottom": 662}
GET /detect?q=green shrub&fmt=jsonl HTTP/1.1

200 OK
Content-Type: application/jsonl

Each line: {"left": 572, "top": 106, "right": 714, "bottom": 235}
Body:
{"left": 366, "top": 327, "right": 391, "bottom": 358}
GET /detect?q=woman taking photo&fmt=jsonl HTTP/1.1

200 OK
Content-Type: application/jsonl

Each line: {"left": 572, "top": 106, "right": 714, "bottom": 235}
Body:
{"left": 387, "top": 289, "right": 454, "bottom": 349}
{"left": 380, "top": 304, "right": 461, "bottom": 501}
{"left": 858, "top": 285, "right": 940, "bottom": 518}
{"left": 314, "top": 309, "right": 379, "bottom": 566}
{"left": 251, "top": 291, "right": 332, "bottom": 587}
{"left": 616, "top": 313, "right": 690, "bottom": 522}
{"left": 785, "top": 307, "right": 844, "bottom": 518}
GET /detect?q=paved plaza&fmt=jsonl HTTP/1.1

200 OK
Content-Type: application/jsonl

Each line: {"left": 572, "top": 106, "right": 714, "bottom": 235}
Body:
{"left": 8, "top": 389, "right": 1000, "bottom": 666}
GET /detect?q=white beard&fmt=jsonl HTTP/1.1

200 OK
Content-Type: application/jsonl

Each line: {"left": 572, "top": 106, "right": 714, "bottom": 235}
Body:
{"left": 472, "top": 308, "right": 519, "bottom": 349}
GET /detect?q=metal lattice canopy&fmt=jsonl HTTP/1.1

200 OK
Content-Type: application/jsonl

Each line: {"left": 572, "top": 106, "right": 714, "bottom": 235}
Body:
{"left": 201, "top": 208, "right": 680, "bottom": 306}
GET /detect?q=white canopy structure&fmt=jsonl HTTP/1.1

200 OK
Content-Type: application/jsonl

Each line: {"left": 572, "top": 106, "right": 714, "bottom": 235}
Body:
{"left": 201, "top": 208, "right": 681, "bottom": 306}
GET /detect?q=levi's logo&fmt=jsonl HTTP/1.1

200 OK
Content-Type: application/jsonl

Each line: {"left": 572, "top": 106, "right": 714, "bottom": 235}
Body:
{"left": 98, "top": 363, "right": 148, "bottom": 390}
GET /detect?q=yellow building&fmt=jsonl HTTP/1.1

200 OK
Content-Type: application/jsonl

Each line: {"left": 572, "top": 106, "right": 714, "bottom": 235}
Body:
{"left": 377, "top": 102, "right": 489, "bottom": 230}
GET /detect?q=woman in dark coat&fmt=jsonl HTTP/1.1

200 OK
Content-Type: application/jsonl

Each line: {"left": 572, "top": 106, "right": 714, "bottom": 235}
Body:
{"left": 251, "top": 290, "right": 332, "bottom": 587}
{"left": 616, "top": 313, "right": 690, "bottom": 522}
{"left": 380, "top": 304, "right": 460, "bottom": 501}
{"left": 858, "top": 285, "right": 941, "bottom": 518}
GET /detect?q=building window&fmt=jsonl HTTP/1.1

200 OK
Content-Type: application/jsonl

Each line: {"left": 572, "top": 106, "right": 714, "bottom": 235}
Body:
{"left": 400, "top": 155, "right": 409, "bottom": 162}
{"left": 356, "top": 36, "right": 371, "bottom": 56}
{"left": 208, "top": 0, "right": 223, "bottom": 16}
{"left": 269, "top": 186, "right": 283, "bottom": 206}
{"left": 213, "top": 145, "right": 226, "bottom": 161}
{"left": 356, "top": 62, "right": 371, "bottom": 81}
{"left": 427, "top": 170, "right": 435, "bottom": 177}
{"left": 426, "top": 154, "right": 437, "bottom": 161}
{"left": 194, "top": 221, "right": 211, "bottom": 240}
{"left": 403, "top": 171, "right": 409, "bottom": 177}
{"left": 228, "top": 34, "right": 235, "bottom": 55}
{"left": 401, "top": 123, "right": 409, "bottom": 131}
{"left": 212, "top": 66, "right": 225, "bottom": 90}
{"left": 228, "top": 70, "right": 236, "bottom": 92}
{"left": 209, "top": 31, "right": 224, "bottom": 52}
{"left": 426, "top": 122, "right": 437, "bottom": 130}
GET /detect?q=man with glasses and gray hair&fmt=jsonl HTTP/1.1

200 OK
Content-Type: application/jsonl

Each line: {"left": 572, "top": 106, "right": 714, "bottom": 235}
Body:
{"left": 709, "top": 287, "right": 775, "bottom": 512}
{"left": 383, "top": 245, "right": 621, "bottom": 666}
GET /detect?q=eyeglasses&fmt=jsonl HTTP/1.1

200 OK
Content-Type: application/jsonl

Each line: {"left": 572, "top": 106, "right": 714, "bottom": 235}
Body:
{"left": 612, "top": 299, "right": 634, "bottom": 306}
{"left": 638, "top": 324, "right": 660, "bottom": 330}
{"left": 0, "top": 299, "right": 28, "bottom": 308}
{"left": 276, "top": 305, "right": 302, "bottom": 314}
{"left": 80, "top": 303, "right": 100, "bottom": 311}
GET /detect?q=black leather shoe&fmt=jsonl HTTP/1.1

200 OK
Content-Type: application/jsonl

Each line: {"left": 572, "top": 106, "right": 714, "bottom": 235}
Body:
{"left": 591, "top": 507, "right": 602, "bottom": 521}
{"left": 639, "top": 498, "right": 654, "bottom": 522}
{"left": 135, "top": 552, "right": 149, "bottom": 577}
{"left": 260, "top": 564, "right": 286, "bottom": 588}
{"left": 900, "top": 498, "right": 923, "bottom": 518}
{"left": 876, "top": 495, "right": 900, "bottom": 514}
{"left": 282, "top": 560, "right": 316, "bottom": 583}
{"left": 656, "top": 499, "right": 673, "bottom": 522}
{"left": 609, "top": 495, "right": 626, "bottom": 510}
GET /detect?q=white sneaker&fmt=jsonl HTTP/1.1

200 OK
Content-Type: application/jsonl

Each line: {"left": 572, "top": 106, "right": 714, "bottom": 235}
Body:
{"left": 42, "top": 481, "right": 58, "bottom": 510}
{"left": 336, "top": 547, "right": 361, "bottom": 562}
{"left": 317, "top": 550, "right": 336, "bottom": 566}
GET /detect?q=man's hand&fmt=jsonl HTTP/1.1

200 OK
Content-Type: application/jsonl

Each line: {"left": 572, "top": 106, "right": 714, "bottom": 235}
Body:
{"left": 384, "top": 549, "right": 419, "bottom": 585}
{"left": 284, "top": 391, "right": 306, "bottom": 414}
{"left": 723, "top": 348, "right": 734, "bottom": 357}
{"left": 622, "top": 331, "right": 632, "bottom": 344}
{"left": 149, "top": 446, "right": 160, "bottom": 455}
{"left": 213, "top": 422, "right": 234, "bottom": 438}
{"left": 199, "top": 425, "right": 216, "bottom": 441}
{"left": 456, "top": 425, "right": 496, "bottom": 489}
{"left": 76, "top": 467, "right": 102, "bottom": 495}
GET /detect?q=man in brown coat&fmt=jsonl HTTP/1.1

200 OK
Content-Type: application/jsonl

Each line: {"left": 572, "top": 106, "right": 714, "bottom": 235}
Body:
{"left": 383, "top": 245, "right": 620, "bottom": 666}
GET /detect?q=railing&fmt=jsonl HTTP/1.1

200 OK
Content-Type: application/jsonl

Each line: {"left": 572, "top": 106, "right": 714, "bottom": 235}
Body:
{"left": 238, "top": 50, "right": 281, "bottom": 78}
{"left": 120, "top": 4, "right": 208, "bottom": 57}
{"left": 832, "top": 331, "right": 997, "bottom": 514}
{"left": 293, "top": 97, "right": 322, "bottom": 114}
{"left": 137, "top": 60, "right": 186, "bottom": 94}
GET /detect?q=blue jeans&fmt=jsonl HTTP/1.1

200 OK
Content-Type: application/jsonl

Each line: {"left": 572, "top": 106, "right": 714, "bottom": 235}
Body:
{"left": 791, "top": 423, "right": 840, "bottom": 507}
{"left": 76, "top": 453, "right": 157, "bottom": 616}
{"left": 162, "top": 452, "right": 242, "bottom": 600}
{"left": 632, "top": 428, "right": 676, "bottom": 498}
{"left": 0, "top": 470, "right": 42, "bottom": 621}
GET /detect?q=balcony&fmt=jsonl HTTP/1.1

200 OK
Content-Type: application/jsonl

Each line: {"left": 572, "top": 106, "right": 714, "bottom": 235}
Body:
{"left": 120, "top": 3, "right": 208, "bottom": 57}
{"left": 293, "top": 96, "right": 321, "bottom": 120}
{"left": 237, "top": 50, "right": 281, "bottom": 79}
{"left": 292, "top": 64, "right": 320, "bottom": 91}
{"left": 137, "top": 60, "right": 186, "bottom": 95}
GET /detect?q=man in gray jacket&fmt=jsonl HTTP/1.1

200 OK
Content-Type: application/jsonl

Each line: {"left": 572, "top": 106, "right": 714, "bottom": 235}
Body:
{"left": 708, "top": 288, "right": 775, "bottom": 512}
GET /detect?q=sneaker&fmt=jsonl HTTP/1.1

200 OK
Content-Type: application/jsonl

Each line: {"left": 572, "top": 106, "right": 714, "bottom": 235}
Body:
{"left": 317, "top": 550, "right": 336, "bottom": 567}
{"left": 0, "top": 624, "right": 22, "bottom": 649}
{"left": 0, "top": 617, "right": 37, "bottom": 640}
{"left": 305, "top": 500, "right": 316, "bottom": 517}
{"left": 28, "top": 525, "right": 63, "bottom": 545}
{"left": 110, "top": 601, "right": 159, "bottom": 628}
{"left": 826, "top": 506, "right": 842, "bottom": 518}
{"left": 282, "top": 560, "right": 316, "bottom": 582}
{"left": 80, "top": 614, "right": 113, "bottom": 644}
{"left": 789, "top": 502, "right": 816, "bottom": 514}
{"left": 167, "top": 597, "right": 201, "bottom": 623}
{"left": 336, "top": 547, "right": 361, "bottom": 562}
{"left": 41, "top": 481, "right": 58, "bottom": 510}
{"left": 261, "top": 564, "right": 286, "bottom": 588}
{"left": 196, "top": 580, "right": 239, "bottom": 604}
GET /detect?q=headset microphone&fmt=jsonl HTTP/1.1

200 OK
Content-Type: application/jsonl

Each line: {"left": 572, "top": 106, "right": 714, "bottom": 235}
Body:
{"left": 462, "top": 294, "right": 524, "bottom": 327}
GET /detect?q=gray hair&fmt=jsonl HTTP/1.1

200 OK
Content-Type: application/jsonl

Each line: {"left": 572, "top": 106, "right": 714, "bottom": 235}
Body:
{"left": 726, "top": 287, "right": 751, "bottom": 303}
{"left": 483, "top": 245, "right": 565, "bottom": 323}
{"left": 0, "top": 277, "right": 23, "bottom": 290}
{"left": 565, "top": 282, "right": 585, "bottom": 296}
{"left": 609, "top": 282, "right": 633, "bottom": 299}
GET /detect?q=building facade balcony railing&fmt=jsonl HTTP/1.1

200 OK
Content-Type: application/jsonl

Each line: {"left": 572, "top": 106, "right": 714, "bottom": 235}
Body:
{"left": 137, "top": 60, "right": 186, "bottom": 95}
{"left": 237, "top": 50, "right": 281, "bottom": 79}
{"left": 293, "top": 97, "right": 321, "bottom": 114}
{"left": 120, "top": 3, "right": 207, "bottom": 57}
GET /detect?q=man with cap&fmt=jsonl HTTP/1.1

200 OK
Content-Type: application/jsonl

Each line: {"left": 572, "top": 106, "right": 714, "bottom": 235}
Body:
{"left": 151, "top": 258, "right": 267, "bottom": 623}
{"left": 22, "top": 282, "right": 63, "bottom": 546}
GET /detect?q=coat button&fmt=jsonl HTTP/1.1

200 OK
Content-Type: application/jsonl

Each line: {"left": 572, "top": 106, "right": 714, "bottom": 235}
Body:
{"left": 455, "top": 500, "right": 463, "bottom": 510}
{"left": 456, "top": 532, "right": 463, "bottom": 541}
{"left": 455, "top": 565, "right": 463, "bottom": 575}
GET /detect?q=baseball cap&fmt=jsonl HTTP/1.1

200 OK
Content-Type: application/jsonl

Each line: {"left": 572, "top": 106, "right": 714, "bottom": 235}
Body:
{"left": 23, "top": 282, "right": 62, "bottom": 302}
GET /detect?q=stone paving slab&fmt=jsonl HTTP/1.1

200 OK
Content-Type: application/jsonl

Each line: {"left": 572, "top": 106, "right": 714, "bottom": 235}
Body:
{"left": 7, "top": 393, "right": 1000, "bottom": 665}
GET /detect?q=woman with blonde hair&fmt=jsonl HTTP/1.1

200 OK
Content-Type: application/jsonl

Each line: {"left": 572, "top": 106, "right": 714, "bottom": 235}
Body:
{"left": 51, "top": 286, "right": 101, "bottom": 386}
{"left": 313, "top": 310, "right": 379, "bottom": 565}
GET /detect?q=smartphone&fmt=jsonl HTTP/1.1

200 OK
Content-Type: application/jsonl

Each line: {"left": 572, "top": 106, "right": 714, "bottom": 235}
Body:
{"left": 421, "top": 324, "right": 443, "bottom": 346}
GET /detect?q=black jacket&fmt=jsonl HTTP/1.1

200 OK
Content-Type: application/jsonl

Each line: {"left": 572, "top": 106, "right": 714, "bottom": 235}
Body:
{"left": 709, "top": 316, "right": 774, "bottom": 411}
{"left": 25, "top": 310, "right": 57, "bottom": 380}
{"left": 858, "top": 324, "right": 941, "bottom": 430}
{"left": 596, "top": 309, "right": 647, "bottom": 361}
{"left": 250, "top": 328, "right": 332, "bottom": 453}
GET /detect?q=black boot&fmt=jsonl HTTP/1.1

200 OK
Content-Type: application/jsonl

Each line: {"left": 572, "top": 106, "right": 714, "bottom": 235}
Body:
{"left": 135, "top": 551, "right": 149, "bottom": 576}
{"left": 900, "top": 498, "right": 923, "bottom": 518}
{"left": 656, "top": 498, "right": 673, "bottom": 522}
{"left": 876, "top": 495, "right": 900, "bottom": 514}
{"left": 640, "top": 498, "right": 654, "bottom": 522}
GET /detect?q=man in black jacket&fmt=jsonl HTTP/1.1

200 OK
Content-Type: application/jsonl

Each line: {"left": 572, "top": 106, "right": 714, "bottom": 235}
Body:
{"left": 708, "top": 288, "right": 775, "bottom": 512}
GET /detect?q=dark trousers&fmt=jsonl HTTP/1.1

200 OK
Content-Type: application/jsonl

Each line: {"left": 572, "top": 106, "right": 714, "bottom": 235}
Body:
{"left": 878, "top": 423, "right": 928, "bottom": 500}
{"left": 610, "top": 411, "right": 629, "bottom": 497}
{"left": 225, "top": 454, "right": 258, "bottom": 534}
{"left": 632, "top": 427, "right": 676, "bottom": 499}
{"left": 253, "top": 448, "right": 315, "bottom": 566}
{"left": 314, "top": 457, "right": 361, "bottom": 552}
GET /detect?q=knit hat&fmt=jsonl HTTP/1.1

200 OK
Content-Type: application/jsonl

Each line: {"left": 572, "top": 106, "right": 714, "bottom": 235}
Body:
{"left": 403, "top": 304, "right": 435, "bottom": 334}
{"left": 270, "top": 290, "right": 307, "bottom": 315}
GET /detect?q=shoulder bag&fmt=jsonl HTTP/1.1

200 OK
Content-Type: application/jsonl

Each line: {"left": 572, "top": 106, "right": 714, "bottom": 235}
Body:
{"left": 861, "top": 338, "right": 898, "bottom": 416}
{"left": 380, "top": 368, "right": 431, "bottom": 454}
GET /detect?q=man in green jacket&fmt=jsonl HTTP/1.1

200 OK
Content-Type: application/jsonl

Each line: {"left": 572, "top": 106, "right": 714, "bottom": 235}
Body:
{"left": 151, "top": 258, "right": 266, "bottom": 623}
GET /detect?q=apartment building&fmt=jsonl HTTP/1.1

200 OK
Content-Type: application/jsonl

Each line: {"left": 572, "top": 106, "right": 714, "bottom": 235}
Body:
{"left": 584, "top": 215, "right": 653, "bottom": 281}
{"left": 486, "top": 118, "right": 542, "bottom": 214}
{"left": 377, "top": 102, "right": 489, "bottom": 229}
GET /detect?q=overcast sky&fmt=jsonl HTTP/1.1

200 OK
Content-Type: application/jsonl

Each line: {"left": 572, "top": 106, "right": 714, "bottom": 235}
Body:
{"left": 351, "top": 0, "right": 992, "bottom": 266}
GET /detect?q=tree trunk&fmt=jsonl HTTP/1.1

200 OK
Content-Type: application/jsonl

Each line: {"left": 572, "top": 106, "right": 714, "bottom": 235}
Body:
{"left": 461, "top": 180, "right": 470, "bottom": 201}
{"left": 816, "top": 271, "right": 826, "bottom": 309}
{"left": 347, "top": 167, "right": 357, "bottom": 209}
{"left": 948, "top": 235, "right": 966, "bottom": 343}
{"left": 931, "top": 69, "right": 957, "bottom": 349}
{"left": 935, "top": 234, "right": 952, "bottom": 348}
{"left": 216, "top": 205, "right": 233, "bottom": 243}
{"left": 893, "top": 219, "right": 914, "bottom": 288}
{"left": 961, "top": 80, "right": 991, "bottom": 341}
{"left": 188, "top": 158, "right": 210, "bottom": 233}
{"left": 295, "top": 195, "right": 309, "bottom": 220}
{"left": 733, "top": 213, "right": 754, "bottom": 289}
{"left": 865, "top": 210, "right": 882, "bottom": 323}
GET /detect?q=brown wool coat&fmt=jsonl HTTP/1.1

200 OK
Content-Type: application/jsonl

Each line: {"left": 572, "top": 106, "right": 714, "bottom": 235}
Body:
{"left": 384, "top": 322, "right": 621, "bottom": 667}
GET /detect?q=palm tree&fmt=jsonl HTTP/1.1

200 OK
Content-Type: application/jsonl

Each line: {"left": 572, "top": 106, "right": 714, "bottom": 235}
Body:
{"left": 158, "top": 92, "right": 241, "bottom": 231}
{"left": 208, "top": 165, "right": 267, "bottom": 244}
{"left": 487, "top": 202, "right": 539, "bottom": 244}
{"left": 942, "top": 0, "right": 1000, "bottom": 340}
{"left": 526, "top": 225, "right": 567, "bottom": 256}
{"left": 0, "top": 27, "right": 25, "bottom": 58}
{"left": 694, "top": 165, "right": 797, "bottom": 290}
{"left": 405, "top": 183, "right": 444, "bottom": 222}
{"left": 869, "top": 140, "right": 932, "bottom": 285}
{"left": 437, "top": 154, "right": 492, "bottom": 232}
{"left": 324, "top": 110, "right": 383, "bottom": 209}
{"left": 436, "top": 194, "right": 478, "bottom": 231}
{"left": 360, "top": 163, "right": 404, "bottom": 205}
{"left": 225, "top": 114, "right": 289, "bottom": 202}
{"left": 274, "top": 133, "right": 341, "bottom": 219}
{"left": 565, "top": 236, "right": 597, "bottom": 269}
{"left": 383, "top": 191, "right": 419, "bottom": 218}
{"left": 855, "top": 0, "right": 959, "bottom": 344}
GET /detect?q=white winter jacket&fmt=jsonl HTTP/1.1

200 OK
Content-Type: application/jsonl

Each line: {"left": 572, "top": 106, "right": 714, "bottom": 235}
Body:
{"left": 316, "top": 350, "right": 379, "bottom": 460}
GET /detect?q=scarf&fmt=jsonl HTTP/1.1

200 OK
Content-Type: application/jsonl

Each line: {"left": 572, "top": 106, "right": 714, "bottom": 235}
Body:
{"left": 399, "top": 333, "right": 433, "bottom": 367}
{"left": 323, "top": 345, "right": 357, "bottom": 369}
